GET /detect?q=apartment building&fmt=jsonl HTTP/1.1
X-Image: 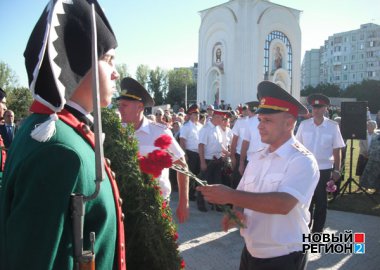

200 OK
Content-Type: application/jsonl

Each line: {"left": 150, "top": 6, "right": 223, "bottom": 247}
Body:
{"left": 302, "top": 23, "right": 380, "bottom": 90}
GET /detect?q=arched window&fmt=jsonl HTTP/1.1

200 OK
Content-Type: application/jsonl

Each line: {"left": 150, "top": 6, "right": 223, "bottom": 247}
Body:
{"left": 263, "top": 31, "right": 292, "bottom": 80}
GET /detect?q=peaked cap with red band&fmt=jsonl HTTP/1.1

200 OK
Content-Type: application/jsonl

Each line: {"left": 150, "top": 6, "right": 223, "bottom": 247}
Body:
{"left": 246, "top": 101, "right": 260, "bottom": 112}
{"left": 187, "top": 104, "right": 200, "bottom": 115}
{"left": 307, "top": 93, "right": 330, "bottom": 107}
{"left": 256, "top": 81, "right": 308, "bottom": 117}
{"left": 213, "top": 109, "right": 230, "bottom": 118}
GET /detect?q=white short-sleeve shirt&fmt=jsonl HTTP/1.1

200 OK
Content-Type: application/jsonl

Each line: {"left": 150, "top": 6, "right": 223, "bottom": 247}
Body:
{"left": 135, "top": 117, "right": 185, "bottom": 199}
{"left": 198, "top": 121, "right": 223, "bottom": 160}
{"left": 237, "top": 136, "right": 319, "bottom": 258}
{"left": 231, "top": 117, "right": 248, "bottom": 154}
{"left": 295, "top": 117, "right": 345, "bottom": 169}
{"left": 179, "top": 121, "right": 203, "bottom": 152}
{"left": 241, "top": 115, "right": 266, "bottom": 161}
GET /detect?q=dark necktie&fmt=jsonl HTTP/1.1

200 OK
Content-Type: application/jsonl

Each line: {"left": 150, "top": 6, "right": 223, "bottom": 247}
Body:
{"left": 6, "top": 126, "right": 13, "bottom": 141}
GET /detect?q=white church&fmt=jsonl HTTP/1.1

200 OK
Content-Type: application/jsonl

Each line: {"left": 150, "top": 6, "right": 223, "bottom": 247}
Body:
{"left": 196, "top": 0, "right": 302, "bottom": 108}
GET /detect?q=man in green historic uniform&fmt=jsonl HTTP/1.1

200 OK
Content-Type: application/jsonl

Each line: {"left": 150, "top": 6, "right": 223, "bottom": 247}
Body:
{"left": 0, "top": 1, "right": 126, "bottom": 269}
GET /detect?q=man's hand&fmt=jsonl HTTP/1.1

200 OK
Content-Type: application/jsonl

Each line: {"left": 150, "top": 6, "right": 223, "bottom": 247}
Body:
{"left": 176, "top": 201, "right": 189, "bottom": 223}
{"left": 196, "top": 184, "right": 232, "bottom": 205}
{"left": 200, "top": 161, "right": 207, "bottom": 172}
{"left": 332, "top": 170, "right": 341, "bottom": 181}
{"left": 221, "top": 210, "right": 245, "bottom": 232}
{"left": 231, "top": 155, "right": 237, "bottom": 169}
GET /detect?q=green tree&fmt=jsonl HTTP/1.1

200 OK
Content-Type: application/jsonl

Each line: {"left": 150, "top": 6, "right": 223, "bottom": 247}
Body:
{"left": 135, "top": 65, "right": 150, "bottom": 88}
{"left": 301, "top": 83, "right": 341, "bottom": 97}
{"left": 115, "top": 64, "right": 130, "bottom": 92}
{"left": 7, "top": 87, "right": 33, "bottom": 121}
{"left": 0, "top": 61, "right": 19, "bottom": 89}
{"left": 148, "top": 67, "right": 167, "bottom": 105}
{"left": 166, "top": 68, "right": 196, "bottom": 109}
{"left": 342, "top": 80, "right": 380, "bottom": 113}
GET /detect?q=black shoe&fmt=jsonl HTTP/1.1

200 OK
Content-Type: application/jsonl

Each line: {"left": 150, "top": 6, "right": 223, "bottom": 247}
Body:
{"left": 215, "top": 205, "right": 223, "bottom": 212}
{"left": 198, "top": 204, "right": 208, "bottom": 212}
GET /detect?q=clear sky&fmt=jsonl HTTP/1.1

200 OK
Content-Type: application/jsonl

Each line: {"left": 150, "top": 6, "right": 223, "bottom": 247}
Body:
{"left": 0, "top": 0, "right": 379, "bottom": 88}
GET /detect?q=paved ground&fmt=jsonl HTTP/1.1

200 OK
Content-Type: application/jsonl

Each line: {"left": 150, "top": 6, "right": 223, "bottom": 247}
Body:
{"left": 170, "top": 192, "right": 380, "bottom": 270}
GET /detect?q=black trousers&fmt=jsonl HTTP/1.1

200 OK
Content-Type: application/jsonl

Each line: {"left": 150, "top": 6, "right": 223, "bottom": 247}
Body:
{"left": 186, "top": 150, "right": 200, "bottom": 198}
{"left": 197, "top": 159, "right": 223, "bottom": 208}
{"left": 239, "top": 245, "right": 307, "bottom": 270}
{"left": 309, "top": 169, "right": 332, "bottom": 233}
{"left": 231, "top": 153, "right": 242, "bottom": 189}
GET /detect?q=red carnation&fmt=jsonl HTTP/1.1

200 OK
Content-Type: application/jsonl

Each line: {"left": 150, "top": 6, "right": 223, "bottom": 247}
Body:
{"left": 139, "top": 150, "right": 173, "bottom": 178}
{"left": 139, "top": 156, "right": 162, "bottom": 178}
{"left": 154, "top": 134, "right": 172, "bottom": 149}
{"left": 180, "top": 259, "right": 186, "bottom": 269}
{"left": 147, "top": 150, "right": 173, "bottom": 169}
{"left": 162, "top": 200, "right": 167, "bottom": 209}
{"left": 173, "top": 232, "right": 179, "bottom": 241}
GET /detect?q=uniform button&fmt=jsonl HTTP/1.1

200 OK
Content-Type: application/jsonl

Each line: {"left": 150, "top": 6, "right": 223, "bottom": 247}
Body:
{"left": 121, "top": 213, "right": 125, "bottom": 221}
{"left": 82, "top": 124, "right": 91, "bottom": 134}
{"left": 111, "top": 171, "right": 116, "bottom": 179}
{"left": 105, "top": 158, "right": 111, "bottom": 166}
{"left": 121, "top": 243, "right": 124, "bottom": 251}
{"left": 121, "top": 259, "right": 124, "bottom": 265}
{"left": 118, "top": 197, "right": 123, "bottom": 206}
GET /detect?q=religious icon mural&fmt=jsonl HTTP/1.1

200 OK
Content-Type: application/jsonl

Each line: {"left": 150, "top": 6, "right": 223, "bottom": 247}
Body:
{"left": 263, "top": 31, "right": 293, "bottom": 93}
{"left": 213, "top": 43, "right": 224, "bottom": 71}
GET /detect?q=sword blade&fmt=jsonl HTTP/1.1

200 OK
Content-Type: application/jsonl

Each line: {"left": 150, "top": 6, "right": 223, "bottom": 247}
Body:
{"left": 87, "top": 3, "right": 105, "bottom": 201}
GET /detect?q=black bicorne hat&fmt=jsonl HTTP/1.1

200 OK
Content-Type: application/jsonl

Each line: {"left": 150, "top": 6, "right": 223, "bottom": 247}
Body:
{"left": 24, "top": 0, "right": 117, "bottom": 112}
{"left": 117, "top": 77, "right": 155, "bottom": 107}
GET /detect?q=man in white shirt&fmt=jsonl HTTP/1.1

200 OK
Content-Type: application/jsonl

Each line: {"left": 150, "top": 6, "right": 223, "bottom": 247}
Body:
{"left": 296, "top": 93, "right": 345, "bottom": 233}
{"left": 117, "top": 77, "right": 189, "bottom": 223}
{"left": 179, "top": 104, "right": 203, "bottom": 200}
{"left": 239, "top": 101, "right": 267, "bottom": 176}
{"left": 230, "top": 105, "right": 249, "bottom": 188}
{"left": 197, "top": 109, "right": 229, "bottom": 211}
{"left": 198, "top": 81, "right": 319, "bottom": 270}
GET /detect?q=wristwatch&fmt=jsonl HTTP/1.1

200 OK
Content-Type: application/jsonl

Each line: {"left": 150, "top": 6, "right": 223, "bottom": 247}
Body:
{"left": 333, "top": 169, "right": 341, "bottom": 175}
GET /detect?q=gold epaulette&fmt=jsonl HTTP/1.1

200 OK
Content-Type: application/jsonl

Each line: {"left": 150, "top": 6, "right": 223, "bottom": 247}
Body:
{"left": 292, "top": 142, "right": 311, "bottom": 155}
{"left": 150, "top": 121, "right": 169, "bottom": 129}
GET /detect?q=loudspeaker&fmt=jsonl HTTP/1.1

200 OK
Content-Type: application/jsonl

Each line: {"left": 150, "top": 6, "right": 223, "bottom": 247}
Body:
{"left": 341, "top": 101, "right": 367, "bottom": 140}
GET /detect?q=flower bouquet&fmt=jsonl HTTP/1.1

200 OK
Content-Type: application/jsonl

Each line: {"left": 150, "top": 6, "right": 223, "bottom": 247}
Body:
{"left": 140, "top": 134, "right": 245, "bottom": 229}
{"left": 326, "top": 179, "right": 337, "bottom": 193}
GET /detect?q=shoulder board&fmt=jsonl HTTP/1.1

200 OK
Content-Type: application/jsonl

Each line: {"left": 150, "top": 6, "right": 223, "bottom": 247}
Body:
{"left": 292, "top": 142, "right": 311, "bottom": 155}
{"left": 255, "top": 147, "right": 265, "bottom": 153}
{"left": 325, "top": 118, "right": 338, "bottom": 125}
{"left": 150, "top": 121, "right": 169, "bottom": 129}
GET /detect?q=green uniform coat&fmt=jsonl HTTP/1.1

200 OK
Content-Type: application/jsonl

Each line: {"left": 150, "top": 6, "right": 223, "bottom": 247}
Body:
{"left": 0, "top": 105, "right": 125, "bottom": 270}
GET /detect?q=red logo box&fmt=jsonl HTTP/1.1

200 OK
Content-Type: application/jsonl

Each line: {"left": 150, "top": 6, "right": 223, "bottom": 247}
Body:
{"left": 354, "top": 233, "right": 365, "bottom": 243}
